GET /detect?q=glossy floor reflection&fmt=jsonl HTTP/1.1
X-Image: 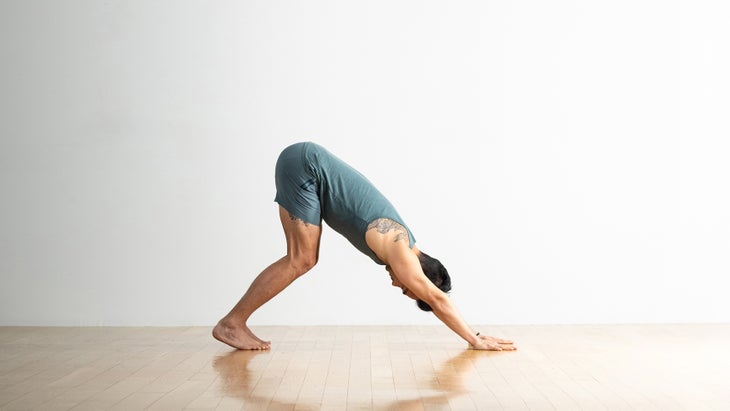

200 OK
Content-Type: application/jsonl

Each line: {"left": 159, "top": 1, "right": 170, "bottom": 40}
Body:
{"left": 1, "top": 324, "right": 730, "bottom": 410}
{"left": 211, "top": 346, "right": 496, "bottom": 410}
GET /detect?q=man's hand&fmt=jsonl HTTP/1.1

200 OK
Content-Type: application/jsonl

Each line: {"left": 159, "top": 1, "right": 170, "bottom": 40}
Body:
{"left": 469, "top": 334, "right": 517, "bottom": 351}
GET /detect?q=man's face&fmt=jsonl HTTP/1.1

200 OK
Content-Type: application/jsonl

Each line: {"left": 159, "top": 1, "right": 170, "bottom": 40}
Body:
{"left": 385, "top": 265, "right": 417, "bottom": 300}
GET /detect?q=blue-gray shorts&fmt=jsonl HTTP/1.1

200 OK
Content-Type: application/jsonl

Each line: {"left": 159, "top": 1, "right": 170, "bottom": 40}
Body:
{"left": 274, "top": 142, "right": 322, "bottom": 225}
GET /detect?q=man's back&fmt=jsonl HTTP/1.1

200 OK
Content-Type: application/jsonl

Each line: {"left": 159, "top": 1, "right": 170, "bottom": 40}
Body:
{"left": 297, "top": 142, "right": 416, "bottom": 263}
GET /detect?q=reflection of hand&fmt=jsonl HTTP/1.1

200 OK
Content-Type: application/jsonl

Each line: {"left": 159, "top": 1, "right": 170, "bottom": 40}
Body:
{"left": 469, "top": 334, "right": 517, "bottom": 351}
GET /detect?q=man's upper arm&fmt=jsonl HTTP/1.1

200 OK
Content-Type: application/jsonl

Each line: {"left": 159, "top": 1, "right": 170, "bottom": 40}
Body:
{"left": 389, "top": 247, "right": 442, "bottom": 302}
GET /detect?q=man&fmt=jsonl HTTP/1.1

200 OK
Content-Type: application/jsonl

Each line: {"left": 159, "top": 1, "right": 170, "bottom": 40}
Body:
{"left": 213, "top": 142, "right": 515, "bottom": 351}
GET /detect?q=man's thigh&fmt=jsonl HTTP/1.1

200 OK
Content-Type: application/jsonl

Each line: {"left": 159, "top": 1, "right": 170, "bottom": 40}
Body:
{"left": 278, "top": 206, "right": 322, "bottom": 259}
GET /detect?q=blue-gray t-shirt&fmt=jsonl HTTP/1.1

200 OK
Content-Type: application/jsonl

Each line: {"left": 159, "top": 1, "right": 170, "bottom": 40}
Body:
{"left": 274, "top": 142, "right": 416, "bottom": 265}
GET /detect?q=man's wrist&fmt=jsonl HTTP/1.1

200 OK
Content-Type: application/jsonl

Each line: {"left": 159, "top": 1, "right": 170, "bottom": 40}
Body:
{"left": 468, "top": 331, "right": 481, "bottom": 346}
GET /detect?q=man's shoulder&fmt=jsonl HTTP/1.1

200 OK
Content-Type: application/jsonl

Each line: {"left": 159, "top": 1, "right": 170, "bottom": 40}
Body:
{"left": 365, "top": 219, "right": 413, "bottom": 261}
{"left": 366, "top": 218, "right": 406, "bottom": 235}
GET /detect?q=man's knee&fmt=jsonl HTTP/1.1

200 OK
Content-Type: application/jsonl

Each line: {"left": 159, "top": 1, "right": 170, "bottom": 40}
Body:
{"left": 289, "top": 253, "right": 318, "bottom": 276}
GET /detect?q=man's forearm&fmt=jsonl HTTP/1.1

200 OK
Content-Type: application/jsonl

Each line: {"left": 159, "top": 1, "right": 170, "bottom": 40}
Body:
{"left": 430, "top": 295, "right": 479, "bottom": 346}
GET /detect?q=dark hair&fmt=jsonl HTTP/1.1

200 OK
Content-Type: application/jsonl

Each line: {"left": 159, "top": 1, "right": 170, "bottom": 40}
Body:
{"left": 416, "top": 251, "right": 451, "bottom": 312}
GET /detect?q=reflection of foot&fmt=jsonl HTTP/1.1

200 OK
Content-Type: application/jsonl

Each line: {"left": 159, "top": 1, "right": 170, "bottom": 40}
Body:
{"left": 213, "top": 321, "right": 270, "bottom": 350}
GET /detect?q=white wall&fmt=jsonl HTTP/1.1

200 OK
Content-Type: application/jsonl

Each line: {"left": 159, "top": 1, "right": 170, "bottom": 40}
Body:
{"left": 1, "top": 0, "right": 728, "bottom": 326}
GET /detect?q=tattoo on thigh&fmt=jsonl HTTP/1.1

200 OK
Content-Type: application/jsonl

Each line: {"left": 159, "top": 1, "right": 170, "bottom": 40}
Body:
{"left": 288, "top": 213, "right": 310, "bottom": 227}
{"left": 367, "top": 218, "right": 408, "bottom": 243}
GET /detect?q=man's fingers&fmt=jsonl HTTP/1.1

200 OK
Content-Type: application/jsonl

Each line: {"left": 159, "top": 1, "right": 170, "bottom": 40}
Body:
{"left": 469, "top": 337, "right": 518, "bottom": 351}
{"left": 480, "top": 335, "right": 514, "bottom": 345}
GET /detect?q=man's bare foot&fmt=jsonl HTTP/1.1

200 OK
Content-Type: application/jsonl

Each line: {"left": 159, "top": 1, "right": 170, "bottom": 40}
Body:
{"left": 243, "top": 326, "right": 271, "bottom": 346}
{"left": 213, "top": 320, "right": 270, "bottom": 350}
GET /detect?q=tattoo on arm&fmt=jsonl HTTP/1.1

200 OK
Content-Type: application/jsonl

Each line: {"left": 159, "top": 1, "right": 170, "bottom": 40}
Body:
{"left": 367, "top": 218, "right": 409, "bottom": 243}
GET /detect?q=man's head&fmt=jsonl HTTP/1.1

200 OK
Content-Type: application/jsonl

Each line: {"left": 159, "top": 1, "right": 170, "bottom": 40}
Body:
{"left": 385, "top": 251, "right": 452, "bottom": 311}
{"left": 415, "top": 251, "right": 451, "bottom": 311}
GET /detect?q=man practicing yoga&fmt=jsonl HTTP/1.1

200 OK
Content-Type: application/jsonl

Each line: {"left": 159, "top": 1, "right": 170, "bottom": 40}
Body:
{"left": 213, "top": 142, "right": 515, "bottom": 351}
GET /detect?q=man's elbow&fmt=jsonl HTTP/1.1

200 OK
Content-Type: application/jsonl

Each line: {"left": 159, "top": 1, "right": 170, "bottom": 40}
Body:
{"left": 423, "top": 291, "right": 450, "bottom": 313}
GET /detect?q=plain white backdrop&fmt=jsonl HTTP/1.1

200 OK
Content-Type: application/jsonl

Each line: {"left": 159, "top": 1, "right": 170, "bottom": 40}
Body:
{"left": 1, "top": 0, "right": 729, "bottom": 326}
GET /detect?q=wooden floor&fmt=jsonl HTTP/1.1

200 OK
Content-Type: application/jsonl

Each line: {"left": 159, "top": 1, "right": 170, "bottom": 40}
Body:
{"left": 1, "top": 325, "right": 729, "bottom": 410}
